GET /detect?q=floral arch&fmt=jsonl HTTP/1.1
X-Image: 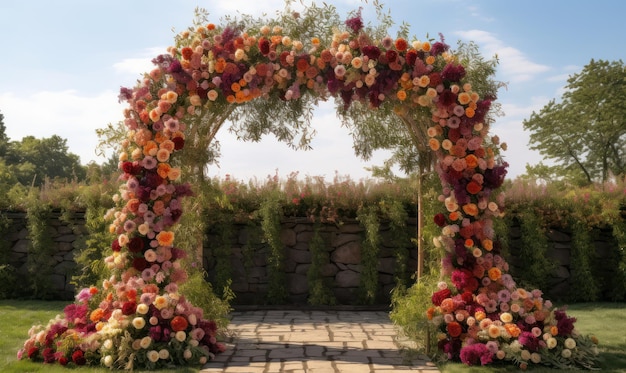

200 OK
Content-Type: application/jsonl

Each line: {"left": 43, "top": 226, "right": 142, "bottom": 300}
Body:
{"left": 19, "top": 4, "right": 598, "bottom": 371}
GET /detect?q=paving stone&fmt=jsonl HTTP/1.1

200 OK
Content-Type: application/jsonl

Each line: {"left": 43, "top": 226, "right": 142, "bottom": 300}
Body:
{"left": 200, "top": 310, "right": 440, "bottom": 373}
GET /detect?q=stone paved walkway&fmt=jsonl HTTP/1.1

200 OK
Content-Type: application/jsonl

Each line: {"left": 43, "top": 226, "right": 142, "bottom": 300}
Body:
{"left": 200, "top": 309, "right": 440, "bottom": 373}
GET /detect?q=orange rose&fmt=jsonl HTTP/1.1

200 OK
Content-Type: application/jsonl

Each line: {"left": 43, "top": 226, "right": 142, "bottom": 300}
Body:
{"left": 440, "top": 298, "right": 456, "bottom": 314}
{"left": 90, "top": 308, "right": 105, "bottom": 323}
{"left": 394, "top": 38, "right": 408, "bottom": 51}
{"left": 466, "top": 180, "right": 483, "bottom": 195}
{"left": 447, "top": 321, "right": 462, "bottom": 338}
{"left": 465, "top": 154, "right": 478, "bottom": 169}
{"left": 504, "top": 323, "right": 521, "bottom": 338}
{"left": 156, "top": 231, "right": 175, "bottom": 247}
{"left": 171, "top": 315, "right": 189, "bottom": 332}
{"left": 488, "top": 267, "right": 502, "bottom": 281}
{"left": 157, "top": 163, "right": 171, "bottom": 179}
{"left": 462, "top": 203, "right": 479, "bottom": 217}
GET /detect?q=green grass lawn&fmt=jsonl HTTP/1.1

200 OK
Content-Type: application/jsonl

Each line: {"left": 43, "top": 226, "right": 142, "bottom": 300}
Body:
{"left": 1, "top": 300, "right": 625, "bottom": 372}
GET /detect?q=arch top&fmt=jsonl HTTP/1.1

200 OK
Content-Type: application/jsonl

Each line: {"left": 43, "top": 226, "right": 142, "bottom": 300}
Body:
{"left": 118, "top": 6, "right": 493, "bottom": 146}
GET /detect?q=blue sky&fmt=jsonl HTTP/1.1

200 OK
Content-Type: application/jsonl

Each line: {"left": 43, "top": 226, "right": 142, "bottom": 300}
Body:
{"left": 1, "top": 0, "right": 625, "bottom": 182}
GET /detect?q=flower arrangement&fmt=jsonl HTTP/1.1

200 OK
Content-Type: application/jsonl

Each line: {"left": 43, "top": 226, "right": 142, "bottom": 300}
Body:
{"left": 18, "top": 4, "right": 598, "bottom": 370}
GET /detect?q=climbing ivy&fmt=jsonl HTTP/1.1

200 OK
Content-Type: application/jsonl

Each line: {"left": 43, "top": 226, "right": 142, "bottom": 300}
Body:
{"left": 307, "top": 222, "right": 336, "bottom": 305}
{"left": 379, "top": 198, "right": 411, "bottom": 290}
{"left": 25, "top": 190, "right": 56, "bottom": 299}
{"left": 0, "top": 212, "right": 16, "bottom": 299}
{"left": 259, "top": 190, "right": 287, "bottom": 304}
{"left": 511, "top": 208, "right": 557, "bottom": 291}
{"left": 568, "top": 219, "right": 599, "bottom": 302}
{"left": 357, "top": 204, "right": 380, "bottom": 304}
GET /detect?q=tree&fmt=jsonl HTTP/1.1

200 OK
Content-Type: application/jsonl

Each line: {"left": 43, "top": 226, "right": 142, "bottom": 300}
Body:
{"left": 523, "top": 59, "right": 626, "bottom": 184}
{"left": 4, "top": 135, "right": 86, "bottom": 186}
{"left": 0, "top": 110, "right": 8, "bottom": 157}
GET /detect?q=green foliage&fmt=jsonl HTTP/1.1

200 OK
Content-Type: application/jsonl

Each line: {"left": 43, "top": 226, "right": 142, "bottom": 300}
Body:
{"left": 568, "top": 220, "right": 600, "bottom": 302}
{"left": 207, "top": 206, "right": 235, "bottom": 297}
{"left": 0, "top": 212, "right": 16, "bottom": 299}
{"left": 506, "top": 178, "right": 626, "bottom": 301}
{"left": 390, "top": 274, "right": 439, "bottom": 354}
{"left": 307, "top": 223, "right": 336, "bottom": 305}
{"left": 4, "top": 135, "right": 86, "bottom": 186}
{"left": 179, "top": 270, "right": 233, "bottom": 330}
{"left": 24, "top": 190, "right": 56, "bottom": 299}
{"left": 379, "top": 198, "right": 411, "bottom": 289}
{"left": 258, "top": 189, "right": 288, "bottom": 304}
{"left": 523, "top": 59, "right": 626, "bottom": 184}
{"left": 510, "top": 208, "right": 556, "bottom": 291}
{"left": 357, "top": 204, "right": 381, "bottom": 304}
{"left": 72, "top": 183, "right": 116, "bottom": 289}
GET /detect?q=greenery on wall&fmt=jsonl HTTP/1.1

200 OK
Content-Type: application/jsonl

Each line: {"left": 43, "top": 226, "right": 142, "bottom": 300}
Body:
{"left": 307, "top": 223, "right": 336, "bottom": 305}
{"left": 0, "top": 174, "right": 624, "bottom": 306}
{"left": 258, "top": 189, "right": 288, "bottom": 304}
{"left": 24, "top": 190, "right": 56, "bottom": 299}
{"left": 0, "top": 213, "right": 16, "bottom": 299}
{"left": 356, "top": 205, "right": 381, "bottom": 304}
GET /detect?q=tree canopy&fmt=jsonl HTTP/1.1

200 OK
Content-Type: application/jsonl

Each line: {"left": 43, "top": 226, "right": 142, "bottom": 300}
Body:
{"left": 0, "top": 111, "right": 88, "bottom": 187}
{"left": 523, "top": 59, "right": 626, "bottom": 184}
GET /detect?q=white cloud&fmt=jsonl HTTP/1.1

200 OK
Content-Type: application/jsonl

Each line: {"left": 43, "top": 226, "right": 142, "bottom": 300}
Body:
{"left": 113, "top": 47, "right": 167, "bottom": 76}
{"left": 455, "top": 30, "right": 550, "bottom": 83}
{"left": 0, "top": 90, "right": 124, "bottom": 164}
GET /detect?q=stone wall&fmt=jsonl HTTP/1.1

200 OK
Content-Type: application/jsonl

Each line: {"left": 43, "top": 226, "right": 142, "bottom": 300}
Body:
{"left": 507, "top": 220, "right": 621, "bottom": 301}
{"left": 202, "top": 218, "right": 418, "bottom": 305}
{"left": 3, "top": 211, "right": 85, "bottom": 300}
{"left": 2, "top": 211, "right": 624, "bottom": 303}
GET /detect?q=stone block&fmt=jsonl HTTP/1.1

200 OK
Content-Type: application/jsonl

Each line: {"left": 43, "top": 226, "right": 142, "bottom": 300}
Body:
{"left": 293, "top": 242, "right": 309, "bottom": 251}
{"left": 287, "top": 273, "right": 308, "bottom": 294}
{"left": 280, "top": 229, "right": 296, "bottom": 246}
{"left": 321, "top": 263, "right": 339, "bottom": 277}
{"left": 336, "top": 270, "right": 360, "bottom": 287}
{"left": 339, "top": 223, "right": 362, "bottom": 234}
{"left": 548, "top": 229, "right": 571, "bottom": 242}
{"left": 284, "top": 258, "right": 297, "bottom": 273}
{"left": 377, "top": 257, "right": 396, "bottom": 275}
{"left": 296, "top": 231, "right": 315, "bottom": 243}
{"left": 331, "top": 241, "right": 361, "bottom": 264}
{"left": 58, "top": 242, "right": 73, "bottom": 252}
{"left": 295, "top": 264, "right": 311, "bottom": 275}
{"left": 288, "top": 248, "right": 311, "bottom": 264}
{"left": 12, "top": 239, "right": 30, "bottom": 253}
{"left": 331, "top": 233, "right": 360, "bottom": 248}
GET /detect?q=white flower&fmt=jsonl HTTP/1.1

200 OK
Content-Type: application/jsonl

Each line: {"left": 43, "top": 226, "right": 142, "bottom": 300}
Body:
{"left": 139, "top": 336, "right": 152, "bottom": 349}
{"left": 547, "top": 337, "right": 558, "bottom": 349}
{"left": 183, "top": 349, "right": 193, "bottom": 359}
{"left": 137, "top": 303, "right": 149, "bottom": 315}
{"left": 103, "top": 355, "right": 113, "bottom": 367}
{"left": 132, "top": 317, "right": 146, "bottom": 330}
{"left": 530, "top": 352, "right": 541, "bottom": 364}
{"left": 561, "top": 348, "right": 572, "bottom": 358}
{"left": 158, "top": 349, "right": 170, "bottom": 360}
{"left": 175, "top": 330, "right": 186, "bottom": 342}
{"left": 103, "top": 339, "right": 113, "bottom": 350}
{"left": 564, "top": 337, "right": 577, "bottom": 349}
{"left": 147, "top": 350, "right": 160, "bottom": 363}
{"left": 520, "top": 349, "right": 531, "bottom": 361}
